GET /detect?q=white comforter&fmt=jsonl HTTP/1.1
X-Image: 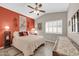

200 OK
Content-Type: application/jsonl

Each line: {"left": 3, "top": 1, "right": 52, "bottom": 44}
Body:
{"left": 12, "top": 35, "right": 45, "bottom": 56}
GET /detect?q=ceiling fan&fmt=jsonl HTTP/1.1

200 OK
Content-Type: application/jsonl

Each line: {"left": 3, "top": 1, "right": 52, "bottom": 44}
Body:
{"left": 27, "top": 3, "right": 46, "bottom": 15}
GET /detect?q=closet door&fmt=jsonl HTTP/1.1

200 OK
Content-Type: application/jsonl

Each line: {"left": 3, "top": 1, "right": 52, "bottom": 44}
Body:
{"left": 19, "top": 15, "right": 26, "bottom": 32}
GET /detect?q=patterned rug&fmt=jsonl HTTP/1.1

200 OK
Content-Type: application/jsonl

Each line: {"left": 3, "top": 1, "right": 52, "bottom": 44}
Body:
{"left": 0, "top": 47, "right": 23, "bottom": 56}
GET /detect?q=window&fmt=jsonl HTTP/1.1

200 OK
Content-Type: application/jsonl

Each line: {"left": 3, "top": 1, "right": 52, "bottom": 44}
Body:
{"left": 45, "top": 20, "right": 62, "bottom": 34}
{"left": 71, "top": 11, "right": 79, "bottom": 32}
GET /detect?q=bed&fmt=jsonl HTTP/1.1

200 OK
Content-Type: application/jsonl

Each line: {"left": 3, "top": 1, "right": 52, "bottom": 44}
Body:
{"left": 12, "top": 32, "right": 45, "bottom": 56}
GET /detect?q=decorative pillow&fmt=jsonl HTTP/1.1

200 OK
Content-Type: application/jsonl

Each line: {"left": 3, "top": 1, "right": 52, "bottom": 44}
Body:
{"left": 23, "top": 32, "right": 28, "bottom": 36}
{"left": 19, "top": 32, "right": 24, "bottom": 36}
{"left": 29, "top": 30, "right": 38, "bottom": 35}
{"left": 19, "top": 32, "right": 28, "bottom": 36}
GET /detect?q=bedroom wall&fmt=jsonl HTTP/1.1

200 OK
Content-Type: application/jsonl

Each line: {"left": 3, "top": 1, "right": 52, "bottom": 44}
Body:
{"left": 0, "top": 6, "right": 35, "bottom": 47}
{"left": 35, "top": 12, "right": 67, "bottom": 42}
{"left": 67, "top": 3, "right": 79, "bottom": 45}
{"left": 27, "top": 17, "right": 35, "bottom": 31}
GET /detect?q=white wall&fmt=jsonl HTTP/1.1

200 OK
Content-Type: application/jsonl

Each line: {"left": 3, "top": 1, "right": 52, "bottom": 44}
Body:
{"left": 67, "top": 3, "right": 79, "bottom": 45}
{"left": 35, "top": 12, "right": 67, "bottom": 42}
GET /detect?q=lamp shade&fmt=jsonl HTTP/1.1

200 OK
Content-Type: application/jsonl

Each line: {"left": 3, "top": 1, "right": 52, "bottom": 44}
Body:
{"left": 5, "top": 26, "right": 9, "bottom": 31}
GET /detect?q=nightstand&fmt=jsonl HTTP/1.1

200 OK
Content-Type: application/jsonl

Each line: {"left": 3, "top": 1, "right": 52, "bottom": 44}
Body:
{"left": 4, "top": 31, "right": 11, "bottom": 48}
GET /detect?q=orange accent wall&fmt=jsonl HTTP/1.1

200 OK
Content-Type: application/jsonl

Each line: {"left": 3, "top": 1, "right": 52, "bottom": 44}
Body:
{"left": 0, "top": 7, "right": 35, "bottom": 47}
{"left": 27, "top": 17, "right": 35, "bottom": 31}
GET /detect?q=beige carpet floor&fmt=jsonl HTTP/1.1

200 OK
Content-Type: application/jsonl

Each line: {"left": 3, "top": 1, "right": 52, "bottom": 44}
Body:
{"left": 0, "top": 41, "right": 55, "bottom": 56}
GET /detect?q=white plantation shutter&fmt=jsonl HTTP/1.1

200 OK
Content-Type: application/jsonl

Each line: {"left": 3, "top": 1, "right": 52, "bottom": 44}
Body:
{"left": 45, "top": 20, "right": 62, "bottom": 34}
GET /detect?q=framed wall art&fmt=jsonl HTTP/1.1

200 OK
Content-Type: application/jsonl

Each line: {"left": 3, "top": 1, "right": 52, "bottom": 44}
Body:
{"left": 38, "top": 23, "right": 42, "bottom": 30}
{"left": 19, "top": 15, "right": 26, "bottom": 32}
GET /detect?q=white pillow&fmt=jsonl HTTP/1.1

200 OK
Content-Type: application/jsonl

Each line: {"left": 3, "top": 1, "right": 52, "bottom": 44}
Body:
{"left": 13, "top": 31, "right": 19, "bottom": 38}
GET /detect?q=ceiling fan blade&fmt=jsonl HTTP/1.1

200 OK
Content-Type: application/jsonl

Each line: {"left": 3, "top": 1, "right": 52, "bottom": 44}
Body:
{"left": 29, "top": 11, "right": 34, "bottom": 13}
{"left": 27, "top": 5, "right": 34, "bottom": 9}
{"left": 39, "top": 10, "right": 46, "bottom": 13}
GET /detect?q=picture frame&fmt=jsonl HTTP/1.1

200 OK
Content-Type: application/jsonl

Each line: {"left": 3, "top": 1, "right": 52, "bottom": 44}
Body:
{"left": 19, "top": 15, "right": 26, "bottom": 32}
{"left": 38, "top": 23, "right": 42, "bottom": 30}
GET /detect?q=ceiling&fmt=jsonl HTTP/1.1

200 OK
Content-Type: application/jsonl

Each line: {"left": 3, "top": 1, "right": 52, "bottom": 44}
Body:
{"left": 0, "top": 3, "right": 69, "bottom": 19}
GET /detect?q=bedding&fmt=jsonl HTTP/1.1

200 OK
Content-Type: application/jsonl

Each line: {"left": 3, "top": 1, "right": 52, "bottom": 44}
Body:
{"left": 12, "top": 32, "right": 45, "bottom": 56}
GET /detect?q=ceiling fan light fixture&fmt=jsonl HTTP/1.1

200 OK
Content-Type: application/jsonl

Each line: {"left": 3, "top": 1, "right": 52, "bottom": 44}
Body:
{"left": 34, "top": 10, "right": 39, "bottom": 14}
{"left": 27, "top": 3, "right": 45, "bottom": 15}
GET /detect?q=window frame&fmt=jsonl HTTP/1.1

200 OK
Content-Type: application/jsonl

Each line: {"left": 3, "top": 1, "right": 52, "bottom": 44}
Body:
{"left": 45, "top": 20, "right": 62, "bottom": 34}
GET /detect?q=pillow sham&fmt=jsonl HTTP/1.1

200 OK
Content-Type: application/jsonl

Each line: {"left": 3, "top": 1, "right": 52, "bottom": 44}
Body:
{"left": 19, "top": 32, "right": 28, "bottom": 36}
{"left": 19, "top": 32, "right": 24, "bottom": 36}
